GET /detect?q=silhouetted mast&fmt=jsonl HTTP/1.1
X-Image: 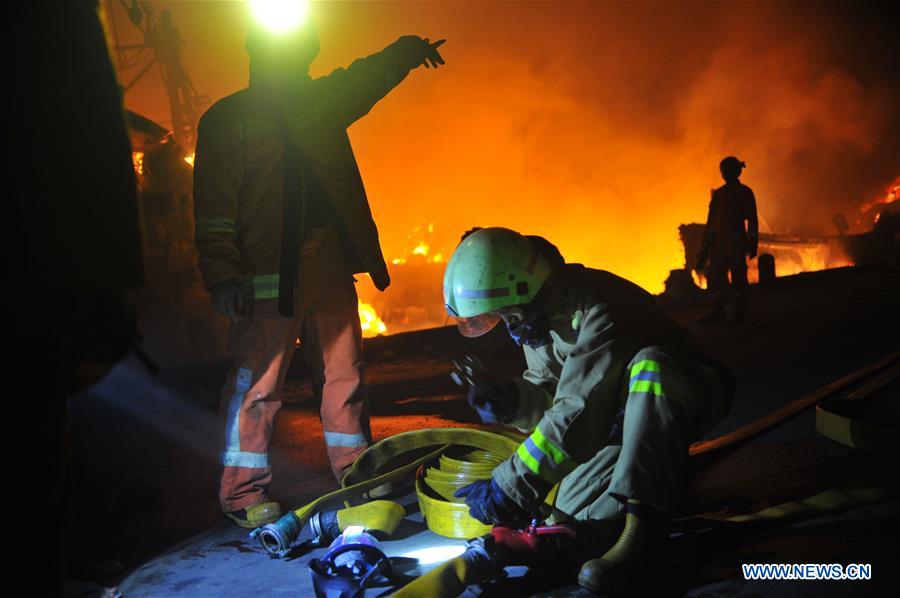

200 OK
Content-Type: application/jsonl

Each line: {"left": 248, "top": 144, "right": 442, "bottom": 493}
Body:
{"left": 108, "top": 0, "right": 207, "bottom": 150}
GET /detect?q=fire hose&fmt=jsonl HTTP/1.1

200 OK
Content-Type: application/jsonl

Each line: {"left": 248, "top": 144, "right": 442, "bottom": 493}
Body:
{"left": 252, "top": 428, "right": 528, "bottom": 557}
{"left": 252, "top": 352, "right": 898, "bottom": 594}
{"left": 391, "top": 353, "right": 899, "bottom": 596}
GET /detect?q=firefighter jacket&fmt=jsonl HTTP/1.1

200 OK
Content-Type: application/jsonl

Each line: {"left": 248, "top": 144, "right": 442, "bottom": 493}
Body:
{"left": 491, "top": 264, "right": 733, "bottom": 511}
{"left": 701, "top": 181, "right": 759, "bottom": 262}
{"left": 194, "top": 37, "right": 426, "bottom": 300}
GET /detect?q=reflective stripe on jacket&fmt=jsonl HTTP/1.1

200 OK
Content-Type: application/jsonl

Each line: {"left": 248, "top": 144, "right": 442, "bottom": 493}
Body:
{"left": 493, "top": 264, "right": 733, "bottom": 511}
{"left": 194, "top": 38, "right": 426, "bottom": 293}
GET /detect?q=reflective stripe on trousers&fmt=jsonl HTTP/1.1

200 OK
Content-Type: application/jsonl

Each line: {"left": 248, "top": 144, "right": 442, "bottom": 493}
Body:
{"left": 222, "top": 367, "right": 270, "bottom": 469}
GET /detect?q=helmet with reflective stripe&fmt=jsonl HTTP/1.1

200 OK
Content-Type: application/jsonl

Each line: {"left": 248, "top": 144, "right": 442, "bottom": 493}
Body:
{"left": 443, "top": 227, "right": 553, "bottom": 337}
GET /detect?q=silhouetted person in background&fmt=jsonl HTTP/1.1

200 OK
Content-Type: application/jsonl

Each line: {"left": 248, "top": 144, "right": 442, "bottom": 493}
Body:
{"left": 696, "top": 156, "right": 758, "bottom": 324}
{"left": 194, "top": 11, "right": 446, "bottom": 528}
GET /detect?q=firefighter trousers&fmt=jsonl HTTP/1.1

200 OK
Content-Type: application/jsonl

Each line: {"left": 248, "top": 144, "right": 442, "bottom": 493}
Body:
{"left": 554, "top": 347, "right": 730, "bottom": 522}
{"left": 218, "top": 224, "right": 371, "bottom": 513}
{"left": 707, "top": 252, "right": 749, "bottom": 316}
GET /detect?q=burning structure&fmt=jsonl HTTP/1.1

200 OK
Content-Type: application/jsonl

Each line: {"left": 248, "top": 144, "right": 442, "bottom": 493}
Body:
{"left": 30, "top": 2, "right": 898, "bottom": 597}
{"left": 106, "top": 1, "right": 899, "bottom": 337}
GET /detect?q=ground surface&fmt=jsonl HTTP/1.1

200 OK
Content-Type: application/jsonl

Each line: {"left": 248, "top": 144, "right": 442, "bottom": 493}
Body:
{"left": 66, "top": 265, "right": 900, "bottom": 597}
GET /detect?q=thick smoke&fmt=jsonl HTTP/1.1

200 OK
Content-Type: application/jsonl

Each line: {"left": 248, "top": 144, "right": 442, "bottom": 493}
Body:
{"left": 117, "top": 1, "right": 898, "bottom": 293}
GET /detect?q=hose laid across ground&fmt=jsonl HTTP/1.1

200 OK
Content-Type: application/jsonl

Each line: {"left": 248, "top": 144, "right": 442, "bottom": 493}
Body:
{"left": 258, "top": 352, "right": 898, "bottom": 584}
{"left": 392, "top": 352, "right": 899, "bottom": 597}
{"left": 255, "top": 428, "right": 522, "bottom": 556}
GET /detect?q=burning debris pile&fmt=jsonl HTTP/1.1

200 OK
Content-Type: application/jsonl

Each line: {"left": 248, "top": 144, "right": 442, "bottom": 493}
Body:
{"left": 356, "top": 224, "right": 452, "bottom": 337}
{"left": 358, "top": 301, "right": 388, "bottom": 338}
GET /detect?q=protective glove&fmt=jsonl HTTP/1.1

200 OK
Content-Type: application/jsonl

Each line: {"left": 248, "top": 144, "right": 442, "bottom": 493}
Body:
{"left": 211, "top": 279, "right": 250, "bottom": 322}
{"left": 370, "top": 264, "right": 391, "bottom": 292}
{"left": 394, "top": 35, "right": 446, "bottom": 70}
{"left": 454, "top": 477, "right": 534, "bottom": 528}
{"left": 467, "top": 378, "right": 519, "bottom": 425}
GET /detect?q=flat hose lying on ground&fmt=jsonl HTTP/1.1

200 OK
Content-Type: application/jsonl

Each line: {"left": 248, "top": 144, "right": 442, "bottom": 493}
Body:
{"left": 390, "top": 352, "right": 900, "bottom": 596}
{"left": 255, "top": 428, "right": 522, "bottom": 555}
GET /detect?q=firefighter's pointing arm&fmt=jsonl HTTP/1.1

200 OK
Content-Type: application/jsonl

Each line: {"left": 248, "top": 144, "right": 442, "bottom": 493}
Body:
{"left": 291, "top": 36, "right": 446, "bottom": 129}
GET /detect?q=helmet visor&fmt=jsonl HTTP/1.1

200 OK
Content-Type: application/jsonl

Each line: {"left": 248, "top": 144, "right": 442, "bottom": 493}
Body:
{"left": 456, "top": 313, "right": 502, "bottom": 338}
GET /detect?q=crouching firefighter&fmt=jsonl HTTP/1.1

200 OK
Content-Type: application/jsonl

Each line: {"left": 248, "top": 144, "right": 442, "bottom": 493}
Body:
{"left": 442, "top": 227, "right": 735, "bottom": 594}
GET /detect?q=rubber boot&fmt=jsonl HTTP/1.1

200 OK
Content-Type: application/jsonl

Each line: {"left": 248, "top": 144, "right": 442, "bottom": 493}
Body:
{"left": 577, "top": 500, "right": 669, "bottom": 596}
{"left": 225, "top": 501, "right": 282, "bottom": 529}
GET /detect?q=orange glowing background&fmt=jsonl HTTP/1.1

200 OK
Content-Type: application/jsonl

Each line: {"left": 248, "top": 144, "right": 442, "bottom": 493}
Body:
{"left": 111, "top": 1, "right": 899, "bottom": 295}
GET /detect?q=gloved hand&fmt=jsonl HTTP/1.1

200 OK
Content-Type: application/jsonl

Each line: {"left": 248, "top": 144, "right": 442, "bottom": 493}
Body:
{"left": 395, "top": 35, "right": 446, "bottom": 70}
{"left": 454, "top": 477, "right": 533, "bottom": 528}
{"left": 211, "top": 279, "right": 250, "bottom": 322}
{"left": 370, "top": 264, "right": 391, "bottom": 292}
{"left": 467, "top": 378, "right": 518, "bottom": 425}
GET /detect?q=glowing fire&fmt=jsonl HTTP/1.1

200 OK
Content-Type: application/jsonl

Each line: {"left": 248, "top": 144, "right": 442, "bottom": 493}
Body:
{"left": 748, "top": 237, "right": 853, "bottom": 283}
{"left": 132, "top": 151, "right": 144, "bottom": 178}
{"left": 394, "top": 225, "right": 446, "bottom": 265}
{"left": 184, "top": 153, "right": 195, "bottom": 167}
{"left": 859, "top": 177, "right": 900, "bottom": 226}
{"left": 358, "top": 300, "right": 387, "bottom": 337}
{"left": 691, "top": 270, "right": 707, "bottom": 290}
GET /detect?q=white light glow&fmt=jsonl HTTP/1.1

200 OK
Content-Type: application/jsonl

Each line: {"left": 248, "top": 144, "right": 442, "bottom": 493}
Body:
{"left": 401, "top": 544, "right": 467, "bottom": 565}
{"left": 249, "top": 0, "right": 310, "bottom": 35}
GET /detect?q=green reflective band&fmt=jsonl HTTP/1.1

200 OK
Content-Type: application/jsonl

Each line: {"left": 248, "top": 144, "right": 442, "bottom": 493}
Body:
{"left": 631, "top": 359, "right": 660, "bottom": 374}
{"left": 630, "top": 379, "right": 665, "bottom": 396}
{"left": 532, "top": 427, "right": 569, "bottom": 466}
{"left": 517, "top": 443, "right": 541, "bottom": 476}
{"left": 516, "top": 427, "right": 573, "bottom": 483}
{"left": 196, "top": 217, "right": 236, "bottom": 237}
{"left": 629, "top": 358, "right": 664, "bottom": 396}
{"left": 252, "top": 274, "right": 279, "bottom": 285}
{"left": 252, "top": 274, "right": 279, "bottom": 300}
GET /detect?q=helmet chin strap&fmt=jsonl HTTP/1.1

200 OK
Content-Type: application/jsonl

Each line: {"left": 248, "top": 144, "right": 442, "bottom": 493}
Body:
{"left": 505, "top": 269, "right": 562, "bottom": 348}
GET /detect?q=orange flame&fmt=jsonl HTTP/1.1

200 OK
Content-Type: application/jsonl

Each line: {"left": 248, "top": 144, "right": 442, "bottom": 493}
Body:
{"left": 132, "top": 151, "right": 144, "bottom": 178}
{"left": 749, "top": 238, "right": 853, "bottom": 282}
{"left": 358, "top": 300, "right": 388, "bottom": 337}
{"left": 860, "top": 176, "right": 899, "bottom": 215}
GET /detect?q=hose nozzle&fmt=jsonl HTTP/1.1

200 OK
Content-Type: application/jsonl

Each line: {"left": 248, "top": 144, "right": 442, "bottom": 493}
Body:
{"left": 250, "top": 512, "right": 304, "bottom": 558}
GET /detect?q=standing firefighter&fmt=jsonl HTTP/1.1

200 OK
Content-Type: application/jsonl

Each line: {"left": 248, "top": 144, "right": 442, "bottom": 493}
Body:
{"left": 696, "top": 156, "right": 759, "bottom": 324}
{"left": 444, "top": 228, "right": 734, "bottom": 594}
{"left": 194, "top": 7, "right": 445, "bottom": 528}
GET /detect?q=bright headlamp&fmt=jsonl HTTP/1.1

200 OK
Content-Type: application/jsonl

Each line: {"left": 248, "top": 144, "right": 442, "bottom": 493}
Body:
{"left": 248, "top": 0, "right": 311, "bottom": 35}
